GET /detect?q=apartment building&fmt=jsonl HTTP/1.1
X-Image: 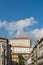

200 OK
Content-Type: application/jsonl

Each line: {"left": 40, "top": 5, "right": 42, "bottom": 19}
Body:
{"left": 0, "top": 37, "right": 8, "bottom": 65}
{"left": 26, "top": 45, "right": 37, "bottom": 65}
{"left": 33, "top": 45, "right": 37, "bottom": 65}
{"left": 37, "top": 38, "right": 43, "bottom": 65}
{"left": 25, "top": 48, "right": 34, "bottom": 65}
{"left": 9, "top": 38, "right": 32, "bottom": 64}
{"left": 27, "top": 49, "right": 34, "bottom": 65}
{"left": 25, "top": 37, "right": 43, "bottom": 65}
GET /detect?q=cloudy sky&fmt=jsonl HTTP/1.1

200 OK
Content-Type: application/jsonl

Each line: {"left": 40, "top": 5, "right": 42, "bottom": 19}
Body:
{"left": 0, "top": 0, "right": 43, "bottom": 45}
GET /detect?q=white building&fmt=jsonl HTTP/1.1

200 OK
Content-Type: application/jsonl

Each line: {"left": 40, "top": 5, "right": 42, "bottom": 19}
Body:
{"left": 9, "top": 38, "right": 32, "bottom": 63}
{"left": 9, "top": 38, "right": 31, "bottom": 54}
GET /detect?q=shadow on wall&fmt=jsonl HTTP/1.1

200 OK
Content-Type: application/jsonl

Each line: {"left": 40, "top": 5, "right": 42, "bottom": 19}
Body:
{"left": 12, "top": 61, "right": 19, "bottom": 65}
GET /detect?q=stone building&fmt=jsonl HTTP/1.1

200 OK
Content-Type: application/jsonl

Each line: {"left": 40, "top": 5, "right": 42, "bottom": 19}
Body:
{"left": 25, "top": 44, "right": 37, "bottom": 65}
{"left": 25, "top": 48, "right": 34, "bottom": 65}
{"left": 33, "top": 45, "right": 37, "bottom": 65}
{"left": 37, "top": 38, "right": 43, "bottom": 65}
{"left": 0, "top": 37, "right": 8, "bottom": 65}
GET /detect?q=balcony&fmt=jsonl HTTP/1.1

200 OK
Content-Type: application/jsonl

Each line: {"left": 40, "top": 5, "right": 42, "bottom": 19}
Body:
{"left": 37, "top": 59, "right": 43, "bottom": 64}
{"left": 37, "top": 54, "right": 43, "bottom": 59}
{"left": 37, "top": 51, "right": 43, "bottom": 59}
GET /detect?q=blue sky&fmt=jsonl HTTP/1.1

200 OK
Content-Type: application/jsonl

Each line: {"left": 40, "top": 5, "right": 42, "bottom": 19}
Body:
{"left": 0, "top": 0, "right": 43, "bottom": 44}
{"left": 0, "top": 0, "right": 43, "bottom": 22}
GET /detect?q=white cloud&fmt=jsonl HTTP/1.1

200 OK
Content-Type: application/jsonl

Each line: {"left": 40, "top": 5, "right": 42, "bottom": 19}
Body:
{"left": 0, "top": 17, "right": 43, "bottom": 44}
{"left": 0, "top": 21, "right": 2, "bottom": 27}
{"left": 0, "top": 21, "right": 8, "bottom": 27}
{"left": 15, "top": 28, "right": 43, "bottom": 43}
{"left": 16, "top": 17, "right": 37, "bottom": 29}
{"left": 0, "top": 17, "right": 37, "bottom": 35}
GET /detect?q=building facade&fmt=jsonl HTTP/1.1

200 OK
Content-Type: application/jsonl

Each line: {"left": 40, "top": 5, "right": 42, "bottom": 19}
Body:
{"left": 0, "top": 37, "right": 8, "bottom": 65}
{"left": 37, "top": 38, "right": 43, "bottom": 65}
{"left": 25, "top": 48, "right": 34, "bottom": 65}
{"left": 33, "top": 45, "right": 37, "bottom": 65}
{"left": 9, "top": 38, "right": 32, "bottom": 64}
{"left": 25, "top": 45, "right": 37, "bottom": 65}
